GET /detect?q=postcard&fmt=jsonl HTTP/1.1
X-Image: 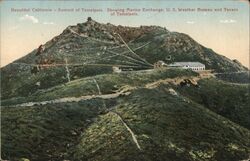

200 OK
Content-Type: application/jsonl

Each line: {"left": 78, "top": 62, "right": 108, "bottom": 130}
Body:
{"left": 0, "top": 0, "right": 249, "bottom": 161}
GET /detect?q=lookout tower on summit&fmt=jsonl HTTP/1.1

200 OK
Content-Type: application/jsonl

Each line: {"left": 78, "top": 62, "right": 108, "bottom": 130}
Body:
{"left": 87, "top": 17, "right": 92, "bottom": 21}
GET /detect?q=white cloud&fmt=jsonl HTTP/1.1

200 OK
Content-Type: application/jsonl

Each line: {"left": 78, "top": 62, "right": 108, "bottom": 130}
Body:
{"left": 219, "top": 19, "right": 237, "bottom": 23}
{"left": 43, "top": 22, "right": 55, "bottom": 25}
{"left": 186, "top": 21, "right": 195, "bottom": 24}
{"left": 19, "top": 14, "right": 39, "bottom": 24}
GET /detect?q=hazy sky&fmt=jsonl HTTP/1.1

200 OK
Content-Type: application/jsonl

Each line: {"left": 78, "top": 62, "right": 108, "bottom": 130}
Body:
{"left": 0, "top": 0, "right": 249, "bottom": 67}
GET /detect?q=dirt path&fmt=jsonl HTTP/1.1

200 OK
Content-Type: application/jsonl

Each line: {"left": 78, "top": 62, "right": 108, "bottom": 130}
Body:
{"left": 115, "top": 33, "right": 153, "bottom": 67}
{"left": 68, "top": 27, "right": 116, "bottom": 44}
{"left": 4, "top": 75, "right": 208, "bottom": 108}
{"left": 110, "top": 111, "right": 142, "bottom": 150}
{"left": 3, "top": 88, "right": 133, "bottom": 108}
{"left": 92, "top": 78, "right": 142, "bottom": 150}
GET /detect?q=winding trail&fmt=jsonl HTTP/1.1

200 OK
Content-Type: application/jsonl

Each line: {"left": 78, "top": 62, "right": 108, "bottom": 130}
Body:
{"left": 12, "top": 62, "right": 142, "bottom": 68}
{"left": 93, "top": 79, "right": 102, "bottom": 95}
{"left": 91, "top": 77, "right": 142, "bottom": 150}
{"left": 3, "top": 75, "right": 207, "bottom": 108}
{"left": 68, "top": 27, "right": 116, "bottom": 44}
{"left": 103, "top": 42, "right": 151, "bottom": 60}
{"left": 110, "top": 111, "right": 142, "bottom": 151}
{"left": 2, "top": 89, "right": 132, "bottom": 108}
{"left": 115, "top": 33, "right": 153, "bottom": 67}
{"left": 105, "top": 50, "right": 150, "bottom": 68}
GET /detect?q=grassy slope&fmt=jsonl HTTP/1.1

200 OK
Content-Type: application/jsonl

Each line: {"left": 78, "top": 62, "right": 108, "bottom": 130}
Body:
{"left": 215, "top": 72, "right": 250, "bottom": 84}
{"left": 134, "top": 32, "right": 247, "bottom": 73}
{"left": 1, "top": 68, "right": 197, "bottom": 105}
{"left": 1, "top": 70, "right": 250, "bottom": 161}
{"left": 175, "top": 78, "right": 250, "bottom": 129}
{"left": 1, "top": 99, "right": 108, "bottom": 161}
{"left": 72, "top": 87, "right": 250, "bottom": 161}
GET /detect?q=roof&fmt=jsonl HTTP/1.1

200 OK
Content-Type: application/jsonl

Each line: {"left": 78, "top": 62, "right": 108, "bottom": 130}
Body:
{"left": 169, "top": 62, "right": 205, "bottom": 67}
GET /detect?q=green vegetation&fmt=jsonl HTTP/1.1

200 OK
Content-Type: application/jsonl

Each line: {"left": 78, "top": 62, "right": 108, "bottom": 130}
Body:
{"left": 1, "top": 72, "right": 250, "bottom": 161}
{"left": 215, "top": 72, "right": 249, "bottom": 84}
{"left": 175, "top": 78, "right": 250, "bottom": 129}
{"left": 2, "top": 68, "right": 197, "bottom": 106}
{"left": 2, "top": 86, "right": 250, "bottom": 161}
{"left": 1, "top": 99, "right": 108, "bottom": 160}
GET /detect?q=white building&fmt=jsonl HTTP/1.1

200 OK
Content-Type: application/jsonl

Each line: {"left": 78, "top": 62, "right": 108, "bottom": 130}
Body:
{"left": 168, "top": 62, "right": 205, "bottom": 71}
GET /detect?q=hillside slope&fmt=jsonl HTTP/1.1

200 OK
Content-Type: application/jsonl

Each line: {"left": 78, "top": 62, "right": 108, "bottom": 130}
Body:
{"left": 72, "top": 88, "right": 250, "bottom": 161}
{"left": 176, "top": 79, "right": 250, "bottom": 129}
{"left": 1, "top": 69, "right": 250, "bottom": 161}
